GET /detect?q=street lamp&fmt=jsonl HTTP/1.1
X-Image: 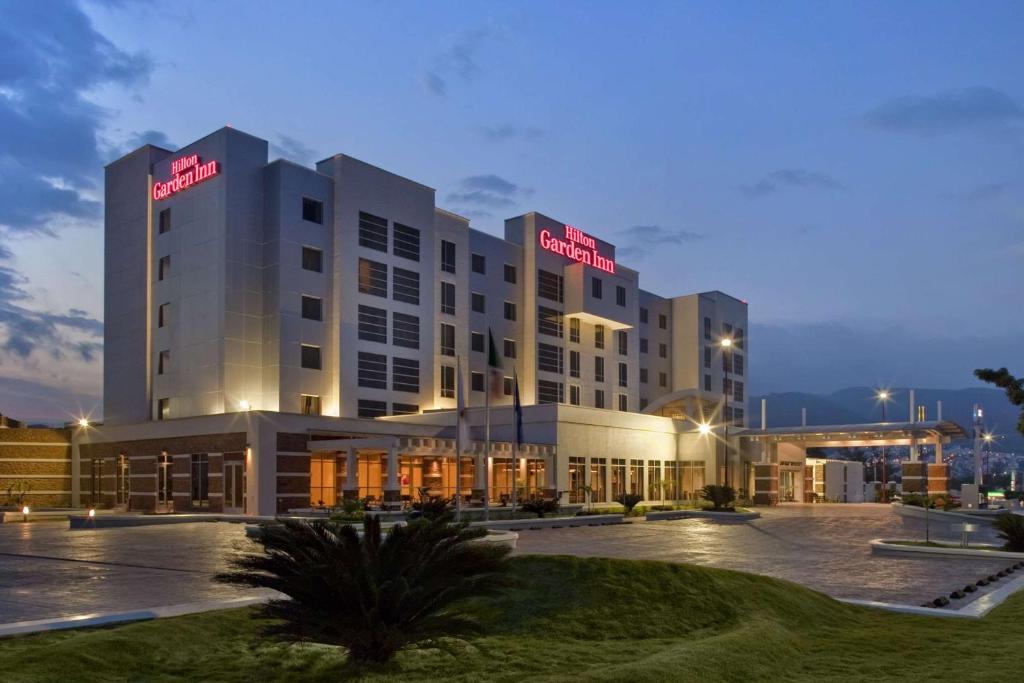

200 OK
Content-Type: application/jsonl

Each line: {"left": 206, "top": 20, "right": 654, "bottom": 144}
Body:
{"left": 877, "top": 389, "right": 891, "bottom": 502}
{"left": 697, "top": 422, "right": 712, "bottom": 436}
{"left": 78, "top": 418, "right": 90, "bottom": 428}
{"left": 720, "top": 338, "right": 734, "bottom": 491}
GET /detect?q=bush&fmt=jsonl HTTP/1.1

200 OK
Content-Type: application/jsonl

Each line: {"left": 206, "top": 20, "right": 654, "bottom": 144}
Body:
{"left": 330, "top": 497, "right": 366, "bottom": 523}
{"left": 700, "top": 485, "right": 737, "bottom": 511}
{"left": 519, "top": 496, "right": 560, "bottom": 518}
{"left": 410, "top": 494, "right": 452, "bottom": 521}
{"left": 994, "top": 513, "right": 1024, "bottom": 552}
{"left": 614, "top": 492, "right": 643, "bottom": 515}
{"left": 217, "top": 516, "right": 511, "bottom": 663}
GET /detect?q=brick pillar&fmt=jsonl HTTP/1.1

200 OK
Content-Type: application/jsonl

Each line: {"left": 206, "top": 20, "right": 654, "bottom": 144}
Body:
{"left": 927, "top": 464, "right": 949, "bottom": 497}
{"left": 902, "top": 462, "right": 926, "bottom": 494}
{"left": 753, "top": 463, "right": 778, "bottom": 505}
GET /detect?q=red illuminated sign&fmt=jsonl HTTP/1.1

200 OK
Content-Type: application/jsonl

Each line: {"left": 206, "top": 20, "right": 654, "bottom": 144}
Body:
{"left": 538, "top": 224, "right": 615, "bottom": 273}
{"left": 152, "top": 154, "right": 219, "bottom": 200}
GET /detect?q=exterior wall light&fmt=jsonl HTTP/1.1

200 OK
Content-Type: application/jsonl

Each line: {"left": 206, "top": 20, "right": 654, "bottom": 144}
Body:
{"left": 697, "top": 423, "right": 712, "bottom": 435}
{"left": 239, "top": 400, "right": 251, "bottom": 411}
{"left": 22, "top": 505, "right": 30, "bottom": 521}
{"left": 78, "top": 418, "right": 90, "bottom": 428}
{"left": 88, "top": 508, "right": 96, "bottom": 518}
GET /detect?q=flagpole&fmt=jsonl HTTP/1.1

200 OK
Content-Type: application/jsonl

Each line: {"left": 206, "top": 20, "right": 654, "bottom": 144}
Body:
{"left": 484, "top": 372, "right": 491, "bottom": 522}
{"left": 455, "top": 356, "right": 462, "bottom": 524}
{"left": 511, "top": 368, "right": 518, "bottom": 520}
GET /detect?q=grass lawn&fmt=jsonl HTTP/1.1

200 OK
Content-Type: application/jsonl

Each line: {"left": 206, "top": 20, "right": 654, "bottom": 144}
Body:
{"left": 1, "top": 555, "right": 1022, "bottom": 681}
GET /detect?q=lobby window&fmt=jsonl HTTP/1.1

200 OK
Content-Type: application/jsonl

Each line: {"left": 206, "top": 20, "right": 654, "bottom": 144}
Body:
{"left": 357, "top": 399, "right": 386, "bottom": 418}
{"left": 537, "top": 269, "right": 564, "bottom": 303}
{"left": 357, "top": 351, "right": 387, "bottom": 389}
{"left": 503, "top": 301, "right": 517, "bottom": 321}
{"left": 591, "top": 276, "right": 603, "bottom": 299}
{"left": 358, "top": 258, "right": 387, "bottom": 297}
{"left": 157, "top": 398, "right": 170, "bottom": 420}
{"left": 158, "top": 303, "right": 169, "bottom": 328}
{"left": 158, "top": 349, "right": 170, "bottom": 375}
{"left": 503, "top": 377, "right": 513, "bottom": 396}
{"left": 393, "top": 223, "right": 420, "bottom": 262}
{"left": 471, "top": 331, "right": 484, "bottom": 353}
{"left": 440, "top": 323, "right": 456, "bottom": 357}
{"left": 471, "top": 292, "right": 485, "bottom": 314}
{"left": 440, "top": 240, "right": 456, "bottom": 274}
{"left": 538, "top": 306, "right": 564, "bottom": 338}
{"left": 503, "top": 338, "right": 516, "bottom": 359}
{"left": 392, "top": 312, "right": 419, "bottom": 349}
{"left": 358, "top": 211, "right": 387, "bottom": 251}
{"left": 569, "top": 384, "right": 581, "bottom": 406}
{"left": 302, "top": 197, "right": 324, "bottom": 224}
{"left": 301, "top": 344, "right": 321, "bottom": 370}
{"left": 537, "top": 380, "right": 564, "bottom": 404}
{"left": 158, "top": 255, "right": 170, "bottom": 281}
{"left": 704, "top": 347, "right": 712, "bottom": 369}
{"left": 538, "top": 342, "right": 564, "bottom": 374}
{"left": 570, "top": 350, "right": 580, "bottom": 378}
{"left": 640, "top": 368, "right": 648, "bottom": 384}
{"left": 618, "top": 394, "right": 628, "bottom": 412}
{"left": 616, "top": 285, "right": 626, "bottom": 307}
{"left": 392, "top": 266, "right": 420, "bottom": 305}
{"left": 301, "top": 394, "right": 321, "bottom": 416}
{"left": 659, "top": 314, "right": 668, "bottom": 330}
{"left": 309, "top": 453, "right": 336, "bottom": 507}
{"left": 569, "top": 317, "right": 580, "bottom": 343}
{"left": 704, "top": 374, "right": 712, "bottom": 392}
{"left": 595, "top": 357, "right": 605, "bottom": 382}
{"left": 658, "top": 342, "right": 667, "bottom": 358}
{"left": 504, "top": 263, "right": 517, "bottom": 284}
{"left": 640, "top": 337, "right": 648, "bottom": 354}
{"left": 302, "top": 246, "right": 323, "bottom": 273}
{"left": 618, "top": 362, "right": 628, "bottom": 388}
{"left": 659, "top": 372, "right": 668, "bottom": 388}
{"left": 440, "top": 365, "right": 455, "bottom": 398}
{"left": 617, "top": 330, "right": 627, "bottom": 355}
{"left": 190, "top": 454, "right": 209, "bottom": 507}
{"left": 301, "top": 295, "right": 322, "bottom": 321}
{"left": 594, "top": 324, "right": 605, "bottom": 349}
{"left": 358, "top": 305, "right": 387, "bottom": 343}
{"left": 471, "top": 371, "right": 484, "bottom": 392}
{"left": 703, "top": 316, "right": 712, "bottom": 340}
{"left": 734, "top": 354, "right": 745, "bottom": 376}
{"left": 158, "top": 208, "right": 171, "bottom": 234}
{"left": 392, "top": 402, "right": 419, "bottom": 416}
{"left": 639, "top": 307, "right": 648, "bottom": 324}
{"left": 594, "top": 389, "right": 605, "bottom": 409}
{"left": 392, "top": 357, "right": 420, "bottom": 393}
{"left": 735, "top": 381, "right": 745, "bottom": 402}
{"left": 440, "top": 281, "right": 455, "bottom": 315}
{"left": 471, "top": 253, "right": 486, "bottom": 274}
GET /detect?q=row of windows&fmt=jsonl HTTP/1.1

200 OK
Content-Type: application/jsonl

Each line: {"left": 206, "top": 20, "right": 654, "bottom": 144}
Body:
{"left": 639, "top": 307, "right": 668, "bottom": 329}
{"left": 703, "top": 317, "right": 746, "bottom": 349}
{"left": 357, "top": 352, "right": 420, "bottom": 393}
{"left": 549, "top": 382, "right": 630, "bottom": 411}
{"left": 358, "top": 211, "right": 421, "bottom": 262}
{"left": 357, "top": 305, "right": 420, "bottom": 349}
{"left": 357, "top": 399, "right": 419, "bottom": 418}
{"left": 469, "top": 253, "right": 518, "bottom": 283}
{"left": 589, "top": 278, "right": 628, "bottom": 307}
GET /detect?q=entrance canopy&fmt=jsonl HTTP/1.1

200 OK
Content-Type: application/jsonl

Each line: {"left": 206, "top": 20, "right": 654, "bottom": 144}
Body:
{"left": 735, "top": 420, "right": 967, "bottom": 448}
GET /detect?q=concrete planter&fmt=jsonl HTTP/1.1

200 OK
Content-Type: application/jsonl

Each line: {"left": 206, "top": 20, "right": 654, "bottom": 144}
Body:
{"left": 870, "top": 538, "right": 1024, "bottom": 560}
{"left": 473, "top": 513, "right": 624, "bottom": 530}
{"left": 890, "top": 503, "right": 1002, "bottom": 524}
{"left": 244, "top": 523, "right": 518, "bottom": 549}
{"left": 646, "top": 509, "right": 760, "bottom": 522}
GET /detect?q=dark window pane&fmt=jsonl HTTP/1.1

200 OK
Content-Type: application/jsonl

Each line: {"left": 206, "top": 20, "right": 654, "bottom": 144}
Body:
{"left": 358, "top": 211, "right": 387, "bottom": 251}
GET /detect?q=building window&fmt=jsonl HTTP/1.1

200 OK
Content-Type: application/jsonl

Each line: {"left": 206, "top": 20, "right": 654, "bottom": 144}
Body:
{"left": 723, "top": 322, "right": 733, "bottom": 339}
{"left": 537, "top": 269, "right": 564, "bottom": 303}
{"left": 358, "top": 258, "right": 387, "bottom": 297}
{"left": 302, "top": 246, "right": 323, "bottom": 272}
{"left": 503, "top": 338, "right": 516, "bottom": 359}
{"left": 569, "top": 317, "right": 580, "bottom": 343}
{"left": 471, "top": 253, "right": 486, "bottom": 274}
{"left": 440, "top": 240, "right": 456, "bottom": 274}
{"left": 190, "top": 454, "right": 209, "bottom": 506}
{"left": 736, "top": 327, "right": 745, "bottom": 350}
{"left": 503, "top": 377, "right": 513, "bottom": 396}
{"left": 640, "top": 398, "right": 649, "bottom": 411}
{"left": 158, "top": 303, "right": 169, "bottom": 328}
{"left": 392, "top": 357, "right": 420, "bottom": 393}
{"left": 358, "top": 211, "right": 387, "bottom": 251}
{"left": 158, "top": 350, "right": 170, "bottom": 375}
{"left": 157, "top": 397, "right": 170, "bottom": 420}
{"left": 392, "top": 312, "right": 419, "bottom": 349}
{"left": 158, "top": 255, "right": 170, "bottom": 281}
{"left": 618, "top": 394, "right": 628, "bottom": 411}
{"left": 440, "top": 365, "right": 455, "bottom": 398}
{"left": 301, "top": 394, "right": 321, "bottom": 415}
{"left": 357, "top": 399, "right": 386, "bottom": 418}
{"left": 569, "top": 350, "right": 580, "bottom": 378}
{"left": 440, "top": 323, "right": 456, "bottom": 357}
{"left": 722, "top": 352, "right": 732, "bottom": 373}
{"left": 640, "top": 337, "right": 648, "bottom": 354}
{"left": 392, "top": 402, "right": 419, "bottom": 416}
{"left": 357, "top": 352, "right": 387, "bottom": 388}
{"left": 440, "top": 281, "right": 455, "bottom": 315}
{"left": 303, "top": 197, "right": 324, "bottom": 224}
{"left": 618, "top": 362, "right": 628, "bottom": 388}
{"left": 704, "top": 346, "right": 712, "bottom": 369}
{"left": 504, "top": 263, "right": 517, "bottom": 283}
{"left": 659, "top": 343, "right": 667, "bottom": 358}
{"left": 393, "top": 223, "right": 420, "bottom": 262}
{"left": 309, "top": 453, "right": 336, "bottom": 507}
{"left": 595, "top": 356, "right": 605, "bottom": 382}
{"left": 734, "top": 407, "right": 745, "bottom": 423}
{"left": 595, "top": 389, "right": 605, "bottom": 409}
{"left": 301, "top": 295, "right": 322, "bottom": 321}
{"left": 616, "top": 285, "right": 626, "bottom": 307}
{"left": 659, "top": 314, "right": 668, "bottom": 330}
{"left": 704, "top": 374, "right": 712, "bottom": 392}
{"left": 538, "top": 342, "right": 563, "bottom": 374}
{"left": 591, "top": 277, "right": 603, "bottom": 299}
{"left": 617, "top": 330, "right": 628, "bottom": 355}
{"left": 538, "top": 306, "right": 564, "bottom": 338}
{"left": 735, "top": 381, "right": 745, "bottom": 402}
{"left": 640, "top": 368, "right": 648, "bottom": 384}
{"left": 704, "top": 316, "right": 712, "bottom": 340}
{"left": 537, "top": 380, "right": 564, "bottom": 404}
{"left": 158, "top": 208, "right": 171, "bottom": 234}
{"left": 471, "top": 371, "right": 484, "bottom": 392}
{"left": 595, "top": 324, "right": 605, "bottom": 349}
{"left": 471, "top": 331, "right": 484, "bottom": 353}
{"left": 639, "top": 307, "right": 648, "bottom": 324}
{"left": 569, "top": 384, "right": 581, "bottom": 405}
{"left": 392, "top": 266, "right": 420, "bottom": 305}
{"left": 358, "top": 305, "right": 387, "bottom": 343}
{"left": 301, "top": 344, "right": 321, "bottom": 370}
{"left": 503, "top": 301, "right": 517, "bottom": 321}
{"left": 723, "top": 377, "right": 734, "bottom": 398}
{"left": 658, "top": 371, "right": 668, "bottom": 388}
{"left": 471, "top": 292, "right": 485, "bottom": 314}
{"left": 734, "top": 354, "right": 744, "bottom": 376}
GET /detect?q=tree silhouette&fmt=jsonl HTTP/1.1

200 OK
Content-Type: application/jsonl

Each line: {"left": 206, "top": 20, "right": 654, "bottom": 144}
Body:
{"left": 974, "top": 368, "right": 1024, "bottom": 436}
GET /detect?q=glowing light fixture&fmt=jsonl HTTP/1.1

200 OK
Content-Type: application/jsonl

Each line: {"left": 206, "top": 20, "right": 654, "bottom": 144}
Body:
{"left": 983, "top": 433, "right": 994, "bottom": 443}
{"left": 88, "top": 508, "right": 96, "bottom": 518}
{"left": 697, "top": 423, "right": 712, "bottom": 435}
{"left": 877, "top": 390, "right": 889, "bottom": 401}
{"left": 239, "top": 400, "right": 251, "bottom": 411}
{"left": 720, "top": 338, "right": 733, "bottom": 348}
{"left": 78, "top": 418, "right": 90, "bottom": 428}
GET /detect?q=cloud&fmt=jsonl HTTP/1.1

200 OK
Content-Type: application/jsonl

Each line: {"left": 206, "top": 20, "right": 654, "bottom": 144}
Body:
{"left": 864, "top": 87, "right": 1024, "bottom": 135}
{"left": 421, "top": 25, "right": 503, "bottom": 98}
{"left": 0, "top": 297, "right": 103, "bottom": 361}
{"left": 962, "top": 182, "right": 1012, "bottom": 203}
{"left": 445, "top": 173, "right": 530, "bottom": 211}
{"left": 269, "top": 133, "right": 320, "bottom": 166}
{"left": 616, "top": 225, "right": 705, "bottom": 259}
{"left": 0, "top": 375, "right": 100, "bottom": 426}
{"left": 477, "top": 124, "right": 544, "bottom": 143}
{"left": 124, "top": 129, "right": 177, "bottom": 151}
{"left": 0, "top": 2, "right": 152, "bottom": 234}
{"left": 740, "top": 169, "right": 844, "bottom": 198}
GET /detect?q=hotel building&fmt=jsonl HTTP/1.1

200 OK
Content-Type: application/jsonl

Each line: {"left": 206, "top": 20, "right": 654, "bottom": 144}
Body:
{"left": 75, "top": 126, "right": 754, "bottom": 515}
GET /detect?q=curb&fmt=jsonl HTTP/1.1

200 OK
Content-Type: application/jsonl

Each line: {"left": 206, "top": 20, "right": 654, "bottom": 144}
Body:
{"left": 646, "top": 509, "right": 760, "bottom": 522}
{"left": 869, "top": 539, "right": 1024, "bottom": 560}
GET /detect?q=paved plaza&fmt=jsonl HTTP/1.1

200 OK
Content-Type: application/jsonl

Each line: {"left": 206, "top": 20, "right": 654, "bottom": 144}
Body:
{"left": 0, "top": 505, "right": 1014, "bottom": 624}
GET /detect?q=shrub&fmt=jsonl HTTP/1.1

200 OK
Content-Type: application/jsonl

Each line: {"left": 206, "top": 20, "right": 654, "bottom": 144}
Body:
{"left": 410, "top": 495, "right": 452, "bottom": 521}
{"left": 330, "top": 497, "right": 366, "bottom": 523}
{"left": 700, "top": 485, "right": 737, "bottom": 511}
{"left": 614, "top": 492, "right": 643, "bottom": 515}
{"left": 994, "top": 513, "right": 1024, "bottom": 552}
{"left": 217, "top": 516, "right": 511, "bottom": 663}
{"left": 519, "top": 496, "right": 560, "bottom": 518}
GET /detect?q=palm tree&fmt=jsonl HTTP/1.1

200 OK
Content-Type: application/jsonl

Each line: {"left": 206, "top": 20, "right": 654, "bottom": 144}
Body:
{"left": 217, "top": 515, "right": 512, "bottom": 663}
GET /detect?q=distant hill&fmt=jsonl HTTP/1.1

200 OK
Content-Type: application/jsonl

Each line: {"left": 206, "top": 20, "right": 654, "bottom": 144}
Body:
{"left": 750, "top": 386, "right": 1023, "bottom": 452}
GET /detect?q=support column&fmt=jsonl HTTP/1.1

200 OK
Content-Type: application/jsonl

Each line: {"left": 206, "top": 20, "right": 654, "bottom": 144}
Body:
{"left": 473, "top": 446, "right": 486, "bottom": 501}
{"left": 927, "top": 442, "right": 949, "bottom": 496}
{"left": 343, "top": 447, "right": 358, "bottom": 500}
{"left": 383, "top": 445, "right": 400, "bottom": 503}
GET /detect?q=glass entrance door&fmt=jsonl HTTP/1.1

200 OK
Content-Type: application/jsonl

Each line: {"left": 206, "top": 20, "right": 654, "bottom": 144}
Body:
{"left": 156, "top": 454, "right": 173, "bottom": 513}
{"left": 779, "top": 470, "right": 797, "bottom": 502}
{"left": 224, "top": 462, "right": 245, "bottom": 514}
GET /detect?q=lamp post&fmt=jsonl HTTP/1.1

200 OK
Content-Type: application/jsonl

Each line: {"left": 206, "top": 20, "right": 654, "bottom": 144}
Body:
{"left": 877, "top": 390, "right": 890, "bottom": 502}
{"left": 721, "top": 338, "right": 734, "bottom": 490}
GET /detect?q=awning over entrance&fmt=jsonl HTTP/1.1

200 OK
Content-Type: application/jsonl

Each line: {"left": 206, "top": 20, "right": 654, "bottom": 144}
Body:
{"left": 735, "top": 420, "right": 967, "bottom": 447}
